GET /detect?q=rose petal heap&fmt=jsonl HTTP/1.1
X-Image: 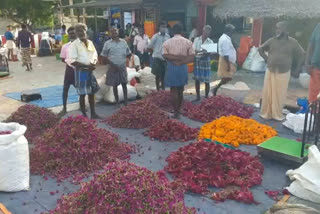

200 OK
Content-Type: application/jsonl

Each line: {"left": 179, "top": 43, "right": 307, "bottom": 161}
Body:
{"left": 165, "top": 141, "right": 264, "bottom": 203}
{"left": 48, "top": 161, "right": 196, "bottom": 214}
{"left": 105, "top": 100, "right": 169, "bottom": 129}
{"left": 144, "top": 119, "right": 199, "bottom": 142}
{"left": 144, "top": 90, "right": 175, "bottom": 112}
{"left": 31, "top": 116, "right": 132, "bottom": 182}
{"left": 5, "top": 105, "right": 60, "bottom": 142}
{"left": 212, "top": 188, "right": 257, "bottom": 204}
{"left": 199, "top": 116, "right": 278, "bottom": 147}
{"left": 0, "top": 131, "right": 11, "bottom": 135}
{"left": 182, "top": 96, "right": 254, "bottom": 123}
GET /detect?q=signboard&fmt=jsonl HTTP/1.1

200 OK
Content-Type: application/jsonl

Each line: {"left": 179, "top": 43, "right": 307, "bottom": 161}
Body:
{"left": 111, "top": 7, "right": 121, "bottom": 26}
{"left": 103, "top": 10, "right": 110, "bottom": 19}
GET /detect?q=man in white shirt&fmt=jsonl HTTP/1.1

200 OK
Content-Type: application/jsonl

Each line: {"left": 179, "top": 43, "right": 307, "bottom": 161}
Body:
{"left": 148, "top": 21, "right": 170, "bottom": 91}
{"left": 59, "top": 27, "right": 77, "bottom": 116}
{"left": 213, "top": 24, "right": 237, "bottom": 96}
{"left": 193, "top": 25, "right": 214, "bottom": 101}
{"left": 127, "top": 54, "right": 141, "bottom": 71}
{"left": 133, "top": 27, "right": 149, "bottom": 68}
{"left": 67, "top": 23, "right": 100, "bottom": 119}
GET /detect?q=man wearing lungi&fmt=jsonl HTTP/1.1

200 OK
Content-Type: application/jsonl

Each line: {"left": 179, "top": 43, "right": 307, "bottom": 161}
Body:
{"left": 67, "top": 23, "right": 100, "bottom": 119}
{"left": 59, "top": 27, "right": 77, "bottom": 116}
{"left": 259, "top": 21, "right": 304, "bottom": 121}
{"left": 163, "top": 23, "right": 195, "bottom": 119}
{"left": 148, "top": 21, "right": 170, "bottom": 91}
{"left": 17, "top": 24, "right": 34, "bottom": 71}
{"left": 5, "top": 26, "right": 14, "bottom": 61}
{"left": 213, "top": 24, "right": 237, "bottom": 96}
{"left": 306, "top": 23, "right": 320, "bottom": 103}
{"left": 101, "top": 27, "right": 132, "bottom": 107}
{"left": 193, "top": 25, "right": 214, "bottom": 101}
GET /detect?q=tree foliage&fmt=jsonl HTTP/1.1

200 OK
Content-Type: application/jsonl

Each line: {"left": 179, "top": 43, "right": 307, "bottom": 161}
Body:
{"left": 0, "top": 0, "right": 55, "bottom": 31}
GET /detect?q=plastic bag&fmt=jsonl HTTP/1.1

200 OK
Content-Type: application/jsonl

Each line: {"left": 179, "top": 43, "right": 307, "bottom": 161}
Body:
{"left": 286, "top": 145, "right": 320, "bottom": 203}
{"left": 242, "top": 47, "right": 258, "bottom": 70}
{"left": 282, "top": 113, "right": 312, "bottom": 134}
{"left": 250, "top": 50, "right": 266, "bottom": 72}
{"left": 0, "top": 122, "right": 30, "bottom": 192}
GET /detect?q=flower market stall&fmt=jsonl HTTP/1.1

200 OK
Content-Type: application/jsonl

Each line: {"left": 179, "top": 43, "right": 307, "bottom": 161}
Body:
{"left": 0, "top": 93, "right": 317, "bottom": 214}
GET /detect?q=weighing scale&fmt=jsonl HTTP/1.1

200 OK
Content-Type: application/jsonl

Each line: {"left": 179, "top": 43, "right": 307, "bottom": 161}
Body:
{"left": 258, "top": 100, "right": 320, "bottom": 164}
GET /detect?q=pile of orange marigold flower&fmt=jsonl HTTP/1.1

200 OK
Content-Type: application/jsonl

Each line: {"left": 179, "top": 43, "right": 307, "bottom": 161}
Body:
{"left": 199, "top": 116, "right": 277, "bottom": 147}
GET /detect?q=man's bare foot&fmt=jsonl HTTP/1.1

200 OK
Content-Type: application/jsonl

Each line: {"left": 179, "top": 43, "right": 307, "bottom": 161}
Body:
{"left": 91, "top": 113, "right": 102, "bottom": 119}
{"left": 171, "top": 112, "right": 181, "bottom": 119}
{"left": 58, "top": 109, "right": 67, "bottom": 117}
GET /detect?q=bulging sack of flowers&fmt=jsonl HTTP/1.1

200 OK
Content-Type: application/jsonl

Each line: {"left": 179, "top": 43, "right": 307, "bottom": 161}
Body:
{"left": 5, "top": 105, "right": 60, "bottom": 143}
{"left": 182, "top": 96, "right": 254, "bottom": 123}
{"left": 48, "top": 161, "right": 196, "bottom": 214}
{"left": 0, "top": 122, "right": 29, "bottom": 192}
{"left": 199, "top": 116, "right": 277, "bottom": 147}
{"left": 105, "top": 100, "right": 169, "bottom": 129}
{"left": 165, "top": 141, "right": 264, "bottom": 204}
{"left": 144, "top": 119, "right": 199, "bottom": 142}
{"left": 31, "top": 116, "right": 132, "bottom": 183}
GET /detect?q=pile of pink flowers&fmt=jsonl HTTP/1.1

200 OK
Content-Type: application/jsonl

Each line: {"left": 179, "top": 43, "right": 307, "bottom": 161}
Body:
{"left": 48, "top": 161, "right": 196, "bottom": 214}
{"left": 144, "top": 119, "right": 199, "bottom": 142}
{"left": 31, "top": 116, "right": 132, "bottom": 182}
{"left": 165, "top": 141, "right": 264, "bottom": 204}
{"left": 105, "top": 101, "right": 169, "bottom": 129}
{"left": 182, "top": 96, "right": 254, "bottom": 123}
{"left": 5, "top": 105, "right": 60, "bottom": 142}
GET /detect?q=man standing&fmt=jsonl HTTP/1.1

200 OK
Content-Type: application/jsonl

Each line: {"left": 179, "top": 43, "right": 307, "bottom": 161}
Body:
{"left": 163, "top": 23, "right": 195, "bottom": 119}
{"left": 17, "top": 24, "right": 34, "bottom": 71}
{"left": 193, "top": 25, "right": 214, "bottom": 101}
{"left": 148, "top": 21, "right": 170, "bottom": 91}
{"left": 133, "top": 27, "right": 149, "bottom": 68}
{"left": 67, "top": 23, "right": 100, "bottom": 119}
{"left": 213, "top": 24, "right": 237, "bottom": 96}
{"left": 101, "top": 27, "right": 131, "bottom": 107}
{"left": 306, "top": 23, "right": 320, "bottom": 103}
{"left": 259, "top": 21, "right": 304, "bottom": 121}
{"left": 59, "top": 27, "right": 77, "bottom": 116}
{"left": 5, "top": 26, "right": 14, "bottom": 61}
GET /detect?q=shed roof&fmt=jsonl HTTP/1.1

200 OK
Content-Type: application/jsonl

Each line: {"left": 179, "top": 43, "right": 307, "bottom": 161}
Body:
{"left": 212, "top": 0, "right": 320, "bottom": 19}
{"left": 62, "top": 0, "right": 143, "bottom": 9}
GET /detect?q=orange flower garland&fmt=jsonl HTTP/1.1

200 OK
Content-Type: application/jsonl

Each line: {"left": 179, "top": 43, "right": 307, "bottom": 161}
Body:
{"left": 199, "top": 116, "right": 277, "bottom": 147}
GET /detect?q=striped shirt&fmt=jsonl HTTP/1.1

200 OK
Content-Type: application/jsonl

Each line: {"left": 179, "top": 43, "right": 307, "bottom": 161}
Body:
{"left": 162, "top": 35, "right": 195, "bottom": 56}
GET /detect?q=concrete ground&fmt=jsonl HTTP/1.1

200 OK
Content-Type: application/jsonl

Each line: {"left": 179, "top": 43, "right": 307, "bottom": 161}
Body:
{"left": 0, "top": 56, "right": 314, "bottom": 214}
{"left": 0, "top": 56, "right": 309, "bottom": 121}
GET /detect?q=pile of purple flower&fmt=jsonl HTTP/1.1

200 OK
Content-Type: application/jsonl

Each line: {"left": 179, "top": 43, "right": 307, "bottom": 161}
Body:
{"left": 48, "top": 161, "right": 196, "bottom": 214}
{"left": 5, "top": 104, "right": 60, "bottom": 142}
{"left": 31, "top": 116, "right": 132, "bottom": 182}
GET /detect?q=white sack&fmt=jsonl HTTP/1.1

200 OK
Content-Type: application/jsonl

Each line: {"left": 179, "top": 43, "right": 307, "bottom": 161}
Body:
{"left": 242, "top": 47, "right": 258, "bottom": 70}
{"left": 127, "top": 68, "right": 141, "bottom": 82}
{"left": 286, "top": 145, "right": 320, "bottom": 203}
{"left": 103, "top": 84, "right": 137, "bottom": 103}
{"left": 283, "top": 113, "right": 313, "bottom": 134}
{"left": 0, "top": 122, "right": 30, "bottom": 192}
{"left": 250, "top": 50, "right": 267, "bottom": 72}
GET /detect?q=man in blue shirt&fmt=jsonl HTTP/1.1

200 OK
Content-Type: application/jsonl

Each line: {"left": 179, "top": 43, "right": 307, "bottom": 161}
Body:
{"left": 4, "top": 25, "right": 14, "bottom": 61}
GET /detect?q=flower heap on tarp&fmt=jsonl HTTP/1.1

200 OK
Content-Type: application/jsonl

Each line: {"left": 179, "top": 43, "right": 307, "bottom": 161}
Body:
{"left": 199, "top": 116, "right": 278, "bottom": 147}
{"left": 182, "top": 96, "right": 254, "bottom": 123}
{"left": 144, "top": 90, "right": 178, "bottom": 112}
{"left": 165, "top": 141, "right": 264, "bottom": 204}
{"left": 5, "top": 104, "right": 60, "bottom": 143}
{"left": 144, "top": 119, "right": 199, "bottom": 142}
{"left": 31, "top": 116, "right": 132, "bottom": 183}
{"left": 105, "top": 100, "right": 169, "bottom": 129}
{"left": 48, "top": 161, "right": 196, "bottom": 214}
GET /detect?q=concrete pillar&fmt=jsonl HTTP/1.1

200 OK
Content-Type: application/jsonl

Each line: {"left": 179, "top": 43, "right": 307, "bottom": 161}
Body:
{"left": 82, "top": 0, "right": 86, "bottom": 24}
{"left": 69, "top": 0, "right": 75, "bottom": 26}
{"left": 252, "top": 18, "right": 263, "bottom": 47}
{"left": 197, "top": 3, "right": 207, "bottom": 35}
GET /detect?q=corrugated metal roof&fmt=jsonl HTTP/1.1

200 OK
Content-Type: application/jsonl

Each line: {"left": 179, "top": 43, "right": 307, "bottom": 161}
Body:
{"left": 212, "top": 0, "right": 320, "bottom": 19}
